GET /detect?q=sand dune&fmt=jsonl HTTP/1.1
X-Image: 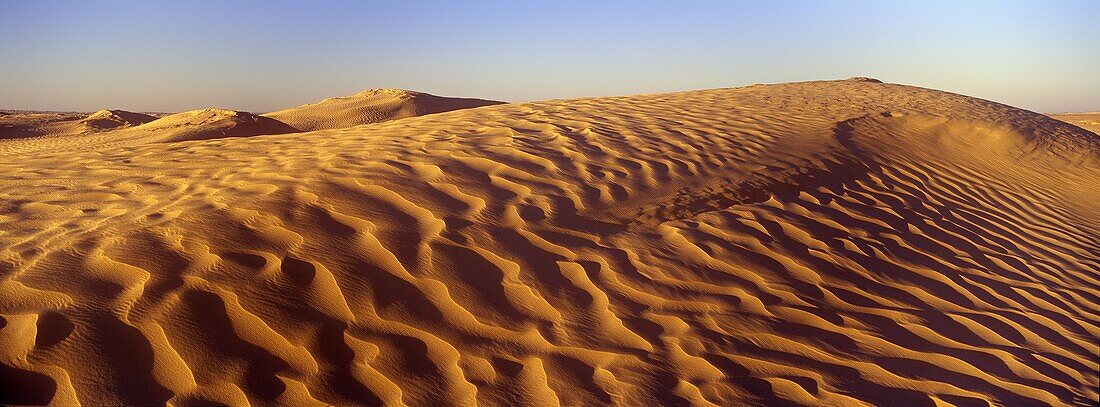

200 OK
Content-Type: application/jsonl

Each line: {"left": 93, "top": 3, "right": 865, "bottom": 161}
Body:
{"left": 0, "top": 79, "right": 1097, "bottom": 406}
{"left": 263, "top": 88, "right": 503, "bottom": 131}
{"left": 0, "top": 108, "right": 293, "bottom": 156}
{"left": 127, "top": 108, "right": 299, "bottom": 143}
{"left": 3, "top": 112, "right": 88, "bottom": 140}
{"left": 1050, "top": 112, "right": 1100, "bottom": 134}
{"left": 0, "top": 90, "right": 500, "bottom": 156}
{"left": 80, "top": 109, "right": 157, "bottom": 130}
{"left": 0, "top": 109, "right": 156, "bottom": 139}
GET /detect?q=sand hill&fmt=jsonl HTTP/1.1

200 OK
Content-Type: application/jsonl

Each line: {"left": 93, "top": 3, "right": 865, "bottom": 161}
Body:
{"left": 1, "top": 111, "right": 87, "bottom": 140}
{"left": 264, "top": 89, "right": 503, "bottom": 131}
{"left": 80, "top": 109, "right": 157, "bottom": 130}
{"left": 1050, "top": 112, "right": 1100, "bottom": 134}
{"left": 0, "top": 79, "right": 1097, "bottom": 406}
{"left": 0, "top": 109, "right": 295, "bottom": 156}
{"left": 127, "top": 108, "right": 298, "bottom": 143}
{"left": 1, "top": 109, "right": 156, "bottom": 141}
{"left": 0, "top": 91, "right": 501, "bottom": 156}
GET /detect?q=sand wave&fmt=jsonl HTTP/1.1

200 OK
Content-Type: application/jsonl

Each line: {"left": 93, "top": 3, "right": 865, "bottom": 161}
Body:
{"left": 1, "top": 79, "right": 1097, "bottom": 406}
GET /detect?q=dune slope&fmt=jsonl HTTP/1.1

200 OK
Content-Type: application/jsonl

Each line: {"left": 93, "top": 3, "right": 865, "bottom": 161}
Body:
{"left": 0, "top": 79, "right": 1097, "bottom": 406}
{"left": 263, "top": 88, "right": 503, "bottom": 131}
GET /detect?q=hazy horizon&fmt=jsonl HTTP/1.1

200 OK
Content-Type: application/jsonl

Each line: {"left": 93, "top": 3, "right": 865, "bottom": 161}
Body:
{"left": 2, "top": 0, "right": 1097, "bottom": 113}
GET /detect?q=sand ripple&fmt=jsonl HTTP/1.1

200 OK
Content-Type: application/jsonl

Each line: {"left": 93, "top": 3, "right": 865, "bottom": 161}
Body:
{"left": 1, "top": 79, "right": 1097, "bottom": 406}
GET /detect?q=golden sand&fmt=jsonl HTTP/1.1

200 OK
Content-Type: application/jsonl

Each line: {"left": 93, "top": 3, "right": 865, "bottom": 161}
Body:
{"left": 1051, "top": 112, "right": 1100, "bottom": 135}
{"left": 1, "top": 79, "right": 1097, "bottom": 406}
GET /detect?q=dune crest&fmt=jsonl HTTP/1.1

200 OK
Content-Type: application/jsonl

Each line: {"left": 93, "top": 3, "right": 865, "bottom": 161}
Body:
{"left": 0, "top": 80, "right": 1097, "bottom": 406}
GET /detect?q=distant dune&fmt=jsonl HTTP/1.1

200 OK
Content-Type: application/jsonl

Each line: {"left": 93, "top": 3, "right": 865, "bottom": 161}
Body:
{"left": 80, "top": 109, "right": 157, "bottom": 130}
{"left": 130, "top": 108, "right": 298, "bottom": 143}
{"left": 1050, "top": 112, "right": 1100, "bottom": 134}
{"left": 0, "top": 90, "right": 502, "bottom": 156}
{"left": 0, "top": 79, "right": 1097, "bottom": 406}
{"left": 263, "top": 88, "right": 503, "bottom": 131}
{"left": 1, "top": 111, "right": 85, "bottom": 140}
{"left": 0, "top": 108, "right": 291, "bottom": 155}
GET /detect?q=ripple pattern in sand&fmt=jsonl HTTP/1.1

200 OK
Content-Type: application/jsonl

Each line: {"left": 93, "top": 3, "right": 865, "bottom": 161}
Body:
{"left": 1, "top": 80, "right": 1098, "bottom": 406}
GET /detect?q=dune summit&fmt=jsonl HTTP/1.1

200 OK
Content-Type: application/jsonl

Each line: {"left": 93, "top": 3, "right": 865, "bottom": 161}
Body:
{"left": 0, "top": 79, "right": 1097, "bottom": 406}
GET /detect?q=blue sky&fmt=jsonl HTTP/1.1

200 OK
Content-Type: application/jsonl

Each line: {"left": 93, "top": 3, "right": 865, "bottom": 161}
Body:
{"left": 1, "top": 1, "right": 1096, "bottom": 113}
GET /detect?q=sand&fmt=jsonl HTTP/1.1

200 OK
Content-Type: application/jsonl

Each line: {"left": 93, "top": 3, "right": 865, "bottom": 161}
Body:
{"left": 0, "top": 79, "right": 1097, "bottom": 406}
{"left": 0, "top": 90, "right": 500, "bottom": 156}
{"left": 263, "top": 89, "right": 503, "bottom": 131}
{"left": 1050, "top": 112, "right": 1100, "bottom": 134}
{"left": 0, "top": 109, "right": 155, "bottom": 141}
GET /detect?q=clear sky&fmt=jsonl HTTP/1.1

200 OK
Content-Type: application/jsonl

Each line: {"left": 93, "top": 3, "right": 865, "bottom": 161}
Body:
{"left": 1, "top": 1, "right": 1097, "bottom": 113}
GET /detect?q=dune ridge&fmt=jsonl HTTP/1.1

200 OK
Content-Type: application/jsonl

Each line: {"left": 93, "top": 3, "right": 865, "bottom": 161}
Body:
{"left": 0, "top": 79, "right": 1097, "bottom": 406}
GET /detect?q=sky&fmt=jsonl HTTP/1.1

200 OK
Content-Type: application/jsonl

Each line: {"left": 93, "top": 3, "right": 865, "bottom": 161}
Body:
{"left": 1, "top": 1, "right": 1097, "bottom": 113}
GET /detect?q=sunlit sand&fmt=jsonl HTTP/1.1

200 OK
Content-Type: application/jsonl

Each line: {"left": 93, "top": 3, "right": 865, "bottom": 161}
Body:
{"left": 1, "top": 79, "right": 1097, "bottom": 405}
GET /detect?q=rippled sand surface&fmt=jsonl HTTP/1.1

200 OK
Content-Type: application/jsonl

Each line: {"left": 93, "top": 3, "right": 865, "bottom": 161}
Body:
{"left": 1, "top": 79, "right": 1097, "bottom": 406}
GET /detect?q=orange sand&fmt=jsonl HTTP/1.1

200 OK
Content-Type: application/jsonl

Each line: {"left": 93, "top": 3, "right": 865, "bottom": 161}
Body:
{"left": 1, "top": 79, "right": 1097, "bottom": 406}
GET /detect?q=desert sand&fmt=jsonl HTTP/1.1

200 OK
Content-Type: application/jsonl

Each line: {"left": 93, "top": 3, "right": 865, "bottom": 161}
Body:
{"left": 264, "top": 88, "right": 502, "bottom": 131}
{"left": 0, "top": 109, "right": 156, "bottom": 140}
{"left": 1051, "top": 112, "right": 1100, "bottom": 135}
{"left": 0, "top": 90, "right": 501, "bottom": 156}
{"left": 0, "top": 79, "right": 1097, "bottom": 406}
